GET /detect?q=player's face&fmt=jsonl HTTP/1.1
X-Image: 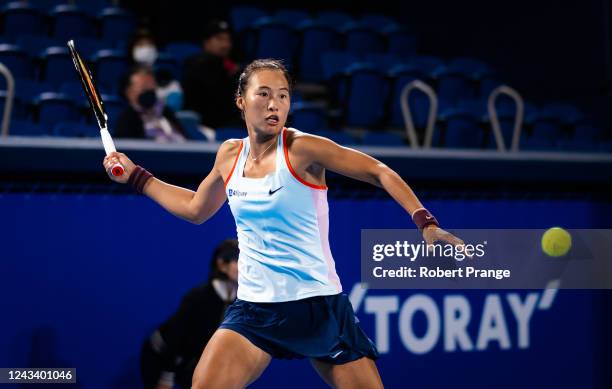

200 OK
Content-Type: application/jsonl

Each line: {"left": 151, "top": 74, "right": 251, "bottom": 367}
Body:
{"left": 240, "top": 69, "right": 290, "bottom": 135}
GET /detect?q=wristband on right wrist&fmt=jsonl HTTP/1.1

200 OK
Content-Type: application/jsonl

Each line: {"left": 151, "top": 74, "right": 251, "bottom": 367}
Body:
{"left": 412, "top": 207, "right": 439, "bottom": 231}
{"left": 128, "top": 165, "right": 153, "bottom": 194}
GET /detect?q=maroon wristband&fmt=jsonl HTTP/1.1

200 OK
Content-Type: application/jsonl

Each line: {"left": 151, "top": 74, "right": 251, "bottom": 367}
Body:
{"left": 412, "top": 208, "right": 439, "bottom": 231}
{"left": 128, "top": 165, "right": 153, "bottom": 194}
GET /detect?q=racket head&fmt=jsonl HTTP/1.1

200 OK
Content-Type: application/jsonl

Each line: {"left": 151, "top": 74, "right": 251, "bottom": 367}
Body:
{"left": 66, "top": 40, "right": 107, "bottom": 129}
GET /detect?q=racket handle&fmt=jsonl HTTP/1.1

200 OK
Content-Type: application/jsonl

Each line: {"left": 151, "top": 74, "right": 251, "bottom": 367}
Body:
{"left": 100, "top": 127, "right": 116, "bottom": 154}
{"left": 100, "top": 127, "right": 124, "bottom": 176}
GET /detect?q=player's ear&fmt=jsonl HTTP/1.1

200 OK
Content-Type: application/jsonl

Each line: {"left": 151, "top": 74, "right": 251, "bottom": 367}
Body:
{"left": 235, "top": 96, "right": 244, "bottom": 111}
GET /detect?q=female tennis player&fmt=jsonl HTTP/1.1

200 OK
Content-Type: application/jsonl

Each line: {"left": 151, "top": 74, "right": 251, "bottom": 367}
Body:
{"left": 103, "top": 59, "right": 464, "bottom": 389}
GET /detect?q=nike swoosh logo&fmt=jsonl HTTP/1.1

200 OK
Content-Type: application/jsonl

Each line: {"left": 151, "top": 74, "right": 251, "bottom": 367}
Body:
{"left": 330, "top": 350, "right": 343, "bottom": 359}
{"left": 268, "top": 186, "right": 284, "bottom": 195}
{"left": 425, "top": 215, "right": 433, "bottom": 220}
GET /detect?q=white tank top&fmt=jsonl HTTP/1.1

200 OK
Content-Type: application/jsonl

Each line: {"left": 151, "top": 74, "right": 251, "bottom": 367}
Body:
{"left": 225, "top": 127, "right": 342, "bottom": 302}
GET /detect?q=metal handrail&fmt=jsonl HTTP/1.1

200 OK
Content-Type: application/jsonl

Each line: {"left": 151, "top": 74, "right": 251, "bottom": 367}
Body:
{"left": 400, "top": 80, "right": 438, "bottom": 149}
{"left": 0, "top": 62, "right": 14, "bottom": 138}
{"left": 487, "top": 85, "right": 524, "bottom": 152}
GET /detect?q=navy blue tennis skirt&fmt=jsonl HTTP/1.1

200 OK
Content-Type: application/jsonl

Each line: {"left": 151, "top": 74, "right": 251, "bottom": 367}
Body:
{"left": 219, "top": 293, "right": 379, "bottom": 365}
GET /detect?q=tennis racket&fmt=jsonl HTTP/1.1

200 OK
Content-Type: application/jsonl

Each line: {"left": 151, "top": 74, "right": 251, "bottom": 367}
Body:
{"left": 67, "top": 39, "right": 124, "bottom": 177}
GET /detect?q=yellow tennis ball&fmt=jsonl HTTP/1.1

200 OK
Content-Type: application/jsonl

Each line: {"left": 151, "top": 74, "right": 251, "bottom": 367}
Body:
{"left": 541, "top": 227, "right": 572, "bottom": 257}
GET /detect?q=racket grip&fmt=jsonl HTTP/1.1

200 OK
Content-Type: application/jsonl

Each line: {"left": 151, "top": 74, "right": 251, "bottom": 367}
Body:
{"left": 100, "top": 127, "right": 116, "bottom": 154}
{"left": 100, "top": 127, "right": 124, "bottom": 176}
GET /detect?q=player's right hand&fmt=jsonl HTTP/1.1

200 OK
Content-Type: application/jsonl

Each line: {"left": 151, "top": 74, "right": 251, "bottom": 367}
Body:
{"left": 102, "top": 152, "right": 136, "bottom": 184}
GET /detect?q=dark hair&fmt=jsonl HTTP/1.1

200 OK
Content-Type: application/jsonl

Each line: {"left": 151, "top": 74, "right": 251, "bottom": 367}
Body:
{"left": 118, "top": 65, "right": 154, "bottom": 98}
{"left": 208, "top": 239, "right": 239, "bottom": 281}
{"left": 235, "top": 58, "right": 293, "bottom": 99}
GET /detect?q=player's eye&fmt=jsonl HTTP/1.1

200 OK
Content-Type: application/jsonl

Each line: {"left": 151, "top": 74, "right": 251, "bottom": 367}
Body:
{"left": 258, "top": 91, "right": 268, "bottom": 97}
{"left": 280, "top": 94, "right": 288, "bottom": 99}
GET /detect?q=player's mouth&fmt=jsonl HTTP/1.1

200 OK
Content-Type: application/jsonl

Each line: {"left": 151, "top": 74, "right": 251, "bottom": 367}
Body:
{"left": 265, "top": 115, "right": 279, "bottom": 125}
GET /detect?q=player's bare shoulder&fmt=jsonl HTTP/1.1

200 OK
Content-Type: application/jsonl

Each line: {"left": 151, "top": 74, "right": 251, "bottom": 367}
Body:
{"left": 285, "top": 127, "right": 334, "bottom": 159}
{"left": 215, "top": 138, "right": 243, "bottom": 179}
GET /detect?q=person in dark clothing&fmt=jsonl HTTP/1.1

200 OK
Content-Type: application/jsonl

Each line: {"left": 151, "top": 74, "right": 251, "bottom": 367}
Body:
{"left": 140, "top": 239, "right": 239, "bottom": 389}
{"left": 181, "top": 19, "right": 241, "bottom": 128}
{"left": 115, "top": 66, "right": 187, "bottom": 142}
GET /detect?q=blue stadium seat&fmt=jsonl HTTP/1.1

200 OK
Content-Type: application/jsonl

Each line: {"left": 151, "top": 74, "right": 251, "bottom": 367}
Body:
{"left": 50, "top": 4, "right": 95, "bottom": 39}
{"left": 51, "top": 121, "right": 82, "bottom": 138}
{"left": 29, "top": 0, "right": 66, "bottom": 13}
{"left": 525, "top": 105, "right": 563, "bottom": 140}
{"left": 34, "top": 92, "right": 79, "bottom": 125}
{"left": 359, "top": 14, "right": 398, "bottom": 32}
{"left": 0, "top": 44, "right": 33, "bottom": 78}
{"left": 438, "top": 103, "right": 484, "bottom": 149}
{"left": 41, "top": 46, "right": 75, "bottom": 87}
{"left": 93, "top": 49, "right": 129, "bottom": 93}
{"left": 59, "top": 81, "right": 85, "bottom": 99}
{"left": 312, "top": 129, "right": 355, "bottom": 145}
{"left": 230, "top": 6, "right": 267, "bottom": 33}
{"left": 12, "top": 78, "right": 53, "bottom": 105}
{"left": 75, "top": 0, "right": 110, "bottom": 17}
{"left": 99, "top": 7, "right": 136, "bottom": 42}
{"left": 383, "top": 25, "right": 416, "bottom": 56}
{"left": 1, "top": 2, "right": 46, "bottom": 38}
{"left": 216, "top": 128, "right": 246, "bottom": 141}
{"left": 432, "top": 63, "right": 475, "bottom": 102}
{"left": 556, "top": 138, "right": 597, "bottom": 153}
{"left": 289, "top": 101, "right": 328, "bottom": 130}
{"left": 175, "top": 110, "right": 206, "bottom": 141}
{"left": 165, "top": 42, "right": 201, "bottom": 63}
{"left": 154, "top": 53, "right": 181, "bottom": 81}
{"left": 320, "top": 50, "right": 359, "bottom": 81}
{"left": 342, "top": 22, "right": 384, "bottom": 54}
{"left": 343, "top": 62, "right": 386, "bottom": 128}
{"left": 297, "top": 20, "right": 342, "bottom": 82}
{"left": 73, "top": 37, "right": 107, "bottom": 58}
{"left": 251, "top": 17, "right": 296, "bottom": 66}
{"left": 0, "top": 89, "right": 26, "bottom": 119}
{"left": 15, "top": 35, "right": 61, "bottom": 57}
{"left": 387, "top": 57, "right": 444, "bottom": 128}
{"left": 9, "top": 119, "right": 47, "bottom": 136}
{"left": 361, "top": 131, "right": 404, "bottom": 146}
{"left": 275, "top": 9, "right": 311, "bottom": 24}
{"left": 364, "top": 52, "right": 401, "bottom": 73}
{"left": 315, "top": 11, "right": 353, "bottom": 28}
{"left": 52, "top": 121, "right": 99, "bottom": 137}
{"left": 99, "top": 94, "right": 125, "bottom": 123}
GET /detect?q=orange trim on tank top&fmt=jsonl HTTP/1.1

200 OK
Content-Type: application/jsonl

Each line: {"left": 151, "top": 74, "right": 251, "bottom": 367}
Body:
{"left": 224, "top": 140, "right": 243, "bottom": 188}
{"left": 282, "top": 128, "right": 328, "bottom": 190}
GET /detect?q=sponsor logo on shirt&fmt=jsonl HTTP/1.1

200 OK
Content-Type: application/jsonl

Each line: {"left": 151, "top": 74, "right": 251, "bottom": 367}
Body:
{"left": 228, "top": 188, "right": 247, "bottom": 197}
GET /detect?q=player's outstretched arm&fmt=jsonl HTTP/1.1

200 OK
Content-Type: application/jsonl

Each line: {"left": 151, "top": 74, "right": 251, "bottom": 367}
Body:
{"left": 291, "top": 133, "right": 464, "bottom": 246}
{"left": 102, "top": 140, "right": 238, "bottom": 224}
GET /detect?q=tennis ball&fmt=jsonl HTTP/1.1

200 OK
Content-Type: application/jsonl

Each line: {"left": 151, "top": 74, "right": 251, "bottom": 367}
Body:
{"left": 541, "top": 227, "right": 572, "bottom": 257}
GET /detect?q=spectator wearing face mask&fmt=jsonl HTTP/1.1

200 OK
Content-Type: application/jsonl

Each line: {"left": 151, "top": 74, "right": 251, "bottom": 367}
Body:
{"left": 128, "top": 29, "right": 184, "bottom": 112}
{"left": 182, "top": 19, "right": 241, "bottom": 128}
{"left": 115, "top": 66, "right": 187, "bottom": 142}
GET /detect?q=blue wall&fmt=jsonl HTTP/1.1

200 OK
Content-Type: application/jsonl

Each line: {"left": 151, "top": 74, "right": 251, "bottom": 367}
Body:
{"left": 1, "top": 194, "right": 610, "bottom": 388}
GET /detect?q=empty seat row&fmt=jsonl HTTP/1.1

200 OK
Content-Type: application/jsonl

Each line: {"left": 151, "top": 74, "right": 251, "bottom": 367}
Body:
{"left": 0, "top": 44, "right": 182, "bottom": 92}
{"left": 0, "top": 2, "right": 135, "bottom": 41}
{"left": 240, "top": 17, "right": 416, "bottom": 81}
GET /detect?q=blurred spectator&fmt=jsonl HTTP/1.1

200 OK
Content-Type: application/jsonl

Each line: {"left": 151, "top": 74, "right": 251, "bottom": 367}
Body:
{"left": 128, "top": 28, "right": 184, "bottom": 112}
{"left": 182, "top": 19, "right": 241, "bottom": 128}
{"left": 115, "top": 66, "right": 187, "bottom": 142}
{"left": 140, "top": 239, "right": 239, "bottom": 389}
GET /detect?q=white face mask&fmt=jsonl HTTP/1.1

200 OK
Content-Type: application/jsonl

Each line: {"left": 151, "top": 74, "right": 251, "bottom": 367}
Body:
{"left": 133, "top": 45, "right": 158, "bottom": 66}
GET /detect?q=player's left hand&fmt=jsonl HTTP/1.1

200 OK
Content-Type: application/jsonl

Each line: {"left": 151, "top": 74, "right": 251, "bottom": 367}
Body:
{"left": 422, "top": 225, "right": 465, "bottom": 248}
